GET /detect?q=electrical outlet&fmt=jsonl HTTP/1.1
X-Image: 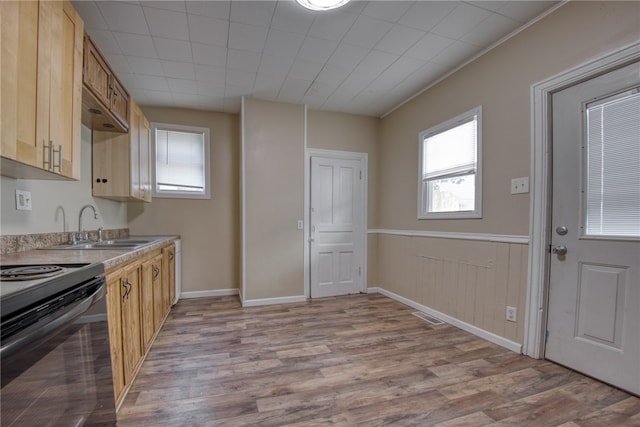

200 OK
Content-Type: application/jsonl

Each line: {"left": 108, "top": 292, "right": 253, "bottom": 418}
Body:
{"left": 506, "top": 306, "right": 517, "bottom": 322}
{"left": 510, "top": 177, "right": 529, "bottom": 194}
{"left": 297, "top": 220, "right": 304, "bottom": 230}
{"left": 15, "top": 190, "right": 32, "bottom": 211}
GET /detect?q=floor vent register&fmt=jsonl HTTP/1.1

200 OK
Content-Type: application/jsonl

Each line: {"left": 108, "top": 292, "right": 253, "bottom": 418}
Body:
{"left": 412, "top": 311, "right": 445, "bottom": 326}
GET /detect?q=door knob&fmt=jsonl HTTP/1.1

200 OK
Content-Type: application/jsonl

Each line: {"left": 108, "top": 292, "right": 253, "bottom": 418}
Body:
{"left": 551, "top": 245, "right": 568, "bottom": 256}
{"left": 555, "top": 226, "right": 568, "bottom": 235}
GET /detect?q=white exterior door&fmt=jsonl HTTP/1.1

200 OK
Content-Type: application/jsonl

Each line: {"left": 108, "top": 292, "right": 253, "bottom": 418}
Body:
{"left": 546, "top": 61, "right": 640, "bottom": 395}
{"left": 310, "top": 156, "right": 364, "bottom": 298}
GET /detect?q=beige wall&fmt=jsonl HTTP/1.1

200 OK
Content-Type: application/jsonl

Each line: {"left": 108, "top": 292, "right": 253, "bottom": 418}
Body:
{"left": 1, "top": 125, "right": 127, "bottom": 235}
{"left": 380, "top": 1, "right": 639, "bottom": 235}
{"left": 242, "top": 98, "right": 305, "bottom": 300}
{"left": 307, "top": 109, "right": 381, "bottom": 284}
{"left": 375, "top": 1, "right": 639, "bottom": 344}
{"left": 378, "top": 234, "right": 528, "bottom": 344}
{"left": 128, "top": 107, "right": 239, "bottom": 294}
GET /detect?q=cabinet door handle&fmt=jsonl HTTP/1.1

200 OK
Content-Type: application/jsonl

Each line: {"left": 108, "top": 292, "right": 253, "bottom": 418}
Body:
{"left": 57, "top": 145, "right": 62, "bottom": 172}
{"left": 43, "top": 140, "right": 54, "bottom": 170}
{"left": 122, "top": 279, "right": 132, "bottom": 301}
{"left": 169, "top": 252, "right": 174, "bottom": 261}
{"left": 152, "top": 265, "right": 160, "bottom": 280}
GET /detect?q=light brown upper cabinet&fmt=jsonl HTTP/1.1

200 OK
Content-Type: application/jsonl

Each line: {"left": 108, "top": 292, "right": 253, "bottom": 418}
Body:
{"left": 93, "top": 99, "right": 152, "bottom": 202}
{"left": 82, "top": 34, "right": 129, "bottom": 132}
{"left": 0, "top": 0, "right": 83, "bottom": 180}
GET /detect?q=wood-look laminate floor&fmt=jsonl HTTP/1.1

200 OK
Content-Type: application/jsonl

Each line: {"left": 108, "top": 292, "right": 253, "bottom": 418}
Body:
{"left": 117, "top": 294, "right": 640, "bottom": 426}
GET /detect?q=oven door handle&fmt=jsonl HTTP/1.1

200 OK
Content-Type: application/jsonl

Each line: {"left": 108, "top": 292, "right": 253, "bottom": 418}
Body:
{"left": 0, "top": 282, "right": 106, "bottom": 359}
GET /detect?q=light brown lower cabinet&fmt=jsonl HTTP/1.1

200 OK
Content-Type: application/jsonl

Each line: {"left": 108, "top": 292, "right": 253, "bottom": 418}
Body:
{"left": 105, "top": 243, "right": 175, "bottom": 408}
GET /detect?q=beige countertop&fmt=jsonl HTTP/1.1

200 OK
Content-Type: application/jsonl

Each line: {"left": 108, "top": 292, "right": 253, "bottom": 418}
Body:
{"left": 0, "top": 235, "right": 180, "bottom": 272}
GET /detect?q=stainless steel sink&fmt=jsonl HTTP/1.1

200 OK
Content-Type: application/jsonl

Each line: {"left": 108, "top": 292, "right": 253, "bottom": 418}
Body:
{"left": 42, "top": 239, "right": 153, "bottom": 250}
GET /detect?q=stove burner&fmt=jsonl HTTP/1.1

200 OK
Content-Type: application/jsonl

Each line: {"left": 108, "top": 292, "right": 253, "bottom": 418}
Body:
{"left": 0, "top": 265, "right": 68, "bottom": 281}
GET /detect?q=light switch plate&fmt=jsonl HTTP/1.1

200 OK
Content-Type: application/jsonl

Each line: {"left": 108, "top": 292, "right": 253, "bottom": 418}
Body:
{"left": 16, "top": 190, "right": 32, "bottom": 211}
{"left": 511, "top": 177, "right": 529, "bottom": 194}
{"left": 297, "top": 220, "right": 304, "bottom": 230}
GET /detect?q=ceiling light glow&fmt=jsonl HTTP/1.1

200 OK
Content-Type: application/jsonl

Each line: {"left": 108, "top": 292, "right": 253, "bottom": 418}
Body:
{"left": 295, "top": 0, "right": 350, "bottom": 11}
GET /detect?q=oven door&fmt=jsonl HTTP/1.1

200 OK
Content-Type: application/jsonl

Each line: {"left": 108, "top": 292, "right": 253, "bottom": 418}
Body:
{"left": 1, "top": 278, "right": 117, "bottom": 426}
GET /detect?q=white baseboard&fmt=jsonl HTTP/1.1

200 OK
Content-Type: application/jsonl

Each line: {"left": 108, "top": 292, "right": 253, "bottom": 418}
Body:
{"left": 373, "top": 287, "right": 523, "bottom": 354}
{"left": 179, "top": 289, "right": 239, "bottom": 299}
{"left": 366, "top": 287, "right": 380, "bottom": 294}
{"left": 242, "top": 295, "right": 307, "bottom": 307}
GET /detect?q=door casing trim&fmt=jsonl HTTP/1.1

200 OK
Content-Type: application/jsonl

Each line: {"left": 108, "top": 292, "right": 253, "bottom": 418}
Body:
{"left": 525, "top": 41, "right": 640, "bottom": 358}
{"left": 304, "top": 148, "right": 368, "bottom": 299}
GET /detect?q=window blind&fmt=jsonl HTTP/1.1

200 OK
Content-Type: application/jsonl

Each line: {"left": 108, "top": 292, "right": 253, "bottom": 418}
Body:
{"left": 585, "top": 89, "right": 640, "bottom": 237}
{"left": 423, "top": 116, "right": 477, "bottom": 180}
{"left": 155, "top": 129, "right": 205, "bottom": 192}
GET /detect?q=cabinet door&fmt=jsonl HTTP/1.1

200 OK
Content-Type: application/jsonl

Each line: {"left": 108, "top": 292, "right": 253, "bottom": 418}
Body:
{"left": 163, "top": 244, "right": 176, "bottom": 311}
{"left": 0, "top": 1, "right": 40, "bottom": 166}
{"left": 129, "top": 102, "right": 141, "bottom": 199}
{"left": 92, "top": 130, "right": 131, "bottom": 198}
{"left": 150, "top": 254, "right": 164, "bottom": 331}
{"left": 139, "top": 113, "right": 152, "bottom": 202}
{"left": 105, "top": 272, "right": 125, "bottom": 402}
{"left": 140, "top": 260, "right": 156, "bottom": 352}
{"left": 121, "top": 263, "right": 142, "bottom": 384}
{"left": 56, "top": 0, "right": 83, "bottom": 179}
{"left": 37, "top": 0, "right": 83, "bottom": 179}
{"left": 110, "top": 77, "right": 129, "bottom": 129}
{"left": 83, "top": 35, "right": 110, "bottom": 107}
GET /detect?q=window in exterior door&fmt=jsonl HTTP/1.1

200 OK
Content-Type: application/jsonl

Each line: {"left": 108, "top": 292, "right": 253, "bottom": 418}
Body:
{"left": 584, "top": 88, "right": 640, "bottom": 238}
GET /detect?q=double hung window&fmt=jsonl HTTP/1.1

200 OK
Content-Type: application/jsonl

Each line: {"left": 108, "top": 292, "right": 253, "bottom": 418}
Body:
{"left": 152, "top": 123, "right": 210, "bottom": 199}
{"left": 418, "top": 106, "right": 482, "bottom": 219}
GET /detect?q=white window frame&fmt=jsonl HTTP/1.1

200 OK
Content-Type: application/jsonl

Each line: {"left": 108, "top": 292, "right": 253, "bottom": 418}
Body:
{"left": 417, "top": 106, "right": 483, "bottom": 219}
{"left": 151, "top": 122, "right": 211, "bottom": 199}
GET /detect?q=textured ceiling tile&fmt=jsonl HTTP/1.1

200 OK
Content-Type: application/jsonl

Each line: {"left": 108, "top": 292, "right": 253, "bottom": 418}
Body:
{"left": 114, "top": 33, "right": 157, "bottom": 58}
{"left": 461, "top": 13, "right": 521, "bottom": 47}
{"left": 143, "top": 7, "right": 189, "bottom": 41}
{"left": 87, "top": 29, "right": 122, "bottom": 55}
{"left": 430, "top": 3, "right": 492, "bottom": 40}
{"left": 188, "top": 14, "right": 229, "bottom": 46}
{"left": 263, "top": 30, "right": 306, "bottom": 58}
{"left": 195, "top": 64, "right": 226, "bottom": 85}
{"left": 375, "top": 25, "right": 425, "bottom": 55}
{"left": 153, "top": 37, "right": 192, "bottom": 62}
{"left": 361, "top": 1, "right": 413, "bottom": 23}
{"left": 230, "top": 1, "right": 277, "bottom": 27}
{"left": 296, "top": 37, "right": 339, "bottom": 63}
{"left": 161, "top": 60, "right": 196, "bottom": 80}
{"left": 327, "top": 43, "right": 369, "bottom": 70}
{"left": 192, "top": 43, "right": 227, "bottom": 67}
{"left": 398, "top": 1, "right": 457, "bottom": 32}
{"left": 71, "top": 1, "right": 108, "bottom": 30}
{"left": 343, "top": 15, "right": 394, "bottom": 49}
{"left": 228, "top": 22, "right": 269, "bottom": 53}
{"left": 271, "top": 1, "right": 315, "bottom": 35}
{"left": 97, "top": 2, "right": 149, "bottom": 35}
{"left": 186, "top": 1, "right": 230, "bottom": 20}
{"left": 307, "top": 11, "right": 358, "bottom": 41}
{"left": 141, "top": 1, "right": 185, "bottom": 13}
{"left": 227, "top": 49, "right": 262, "bottom": 73}
{"left": 76, "top": 0, "right": 560, "bottom": 116}
{"left": 126, "top": 56, "right": 164, "bottom": 76}
{"left": 404, "top": 33, "right": 455, "bottom": 61}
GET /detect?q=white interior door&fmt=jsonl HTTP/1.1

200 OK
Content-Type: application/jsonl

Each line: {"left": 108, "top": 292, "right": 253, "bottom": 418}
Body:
{"left": 547, "top": 61, "right": 640, "bottom": 395}
{"left": 310, "top": 156, "right": 364, "bottom": 298}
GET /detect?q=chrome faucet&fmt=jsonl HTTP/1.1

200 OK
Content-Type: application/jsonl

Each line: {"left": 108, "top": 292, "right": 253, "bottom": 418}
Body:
{"left": 78, "top": 204, "right": 98, "bottom": 241}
